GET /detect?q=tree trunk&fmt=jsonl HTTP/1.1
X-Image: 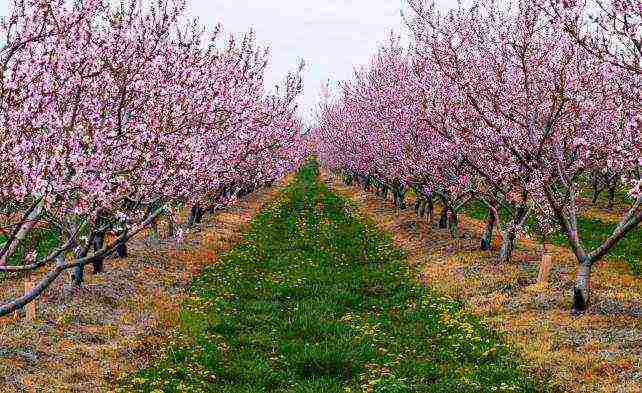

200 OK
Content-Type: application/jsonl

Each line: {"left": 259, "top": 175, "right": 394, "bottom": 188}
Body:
{"left": 480, "top": 213, "right": 495, "bottom": 251}
{"left": 166, "top": 214, "right": 175, "bottom": 238}
{"left": 188, "top": 204, "right": 202, "bottom": 227}
{"left": 448, "top": 212, "right": 459, "bottom": 238}
{"left": 572, "top": 256, "right": 592, "bottom": 313}
{"left": 149, "top": 215, "right": 160, "bottom": 240}
{"left": 92, "top": 232, "right": 105, "bottom": 274}
{"left": 608, "top": 185, "right": 616, "bottom": 209}
{"left": 115, "top": 231, "right": 128, "bottom": 258}
{"left": 72, "top": 244, "right": 87, "bottom": 286}
{"left": 398, "top": 191, "right": 406, "bottom": 209}
{"left": 498, "top": 226, "right": 517, "bottom": 263}
{"left": 426, "top": 196, "right": 434, "bottom": 221}
{"left": 591, "top": 177, "right": 601, "bottom": 204}
{"left": 0, "top": 199, "right": 44, "bottom": 266}
{"left": 438, "top": 207, "right": 448, "bottom": 229}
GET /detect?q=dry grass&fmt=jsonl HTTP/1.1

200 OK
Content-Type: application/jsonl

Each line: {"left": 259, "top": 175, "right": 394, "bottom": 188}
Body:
{"left": 322, "top": 170, "right": 641, "bottom": 393}
{"left": 576, "top": 198, "right": 629, "bottom": 224}
{"left": 0, "top": 176, "right": 291, "bottom": 392}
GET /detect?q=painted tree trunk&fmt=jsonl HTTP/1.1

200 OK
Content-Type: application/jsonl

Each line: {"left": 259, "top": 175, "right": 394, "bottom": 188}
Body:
{"left": 480, "top": 213, "right": 495, "bottom": 251}
{"left": 573, "top": 257, "right": 592, "bottom": 313}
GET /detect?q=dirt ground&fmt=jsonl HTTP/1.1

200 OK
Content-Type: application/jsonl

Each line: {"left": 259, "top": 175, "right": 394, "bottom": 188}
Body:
{"left": 0, "top": 176, "right": 291, "bottom": 392}
{"left": 321, "top": 170, "right": 641, "bottom": 393}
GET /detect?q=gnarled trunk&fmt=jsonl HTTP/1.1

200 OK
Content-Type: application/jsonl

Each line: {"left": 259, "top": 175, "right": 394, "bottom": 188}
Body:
{"left": 397, "top": 189, "right": 406, "bottom": 209}
{"left": 498, "top": 204, "right": 527, "bottom": 262}
{"left": 364, "top": 176, "right": 371, "bottom": 192}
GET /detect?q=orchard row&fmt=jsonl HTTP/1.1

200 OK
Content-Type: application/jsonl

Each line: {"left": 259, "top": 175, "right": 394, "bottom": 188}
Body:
{"left": 0, "top": 0, "right": 308, "bottom": 316}
{"left": 315, "top": 0, "right": 641, "bottom": 313}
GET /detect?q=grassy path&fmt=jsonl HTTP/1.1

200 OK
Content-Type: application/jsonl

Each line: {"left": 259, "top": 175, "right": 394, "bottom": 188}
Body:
{"left": 119, "top": 162, "right": 543, "bottom": 392}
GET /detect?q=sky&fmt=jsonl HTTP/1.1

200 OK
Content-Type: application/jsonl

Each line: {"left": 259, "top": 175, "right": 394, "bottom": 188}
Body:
{"left": 0, "top": 0, "right": 459, "bottom": 126}
{"left": 186, "top": 0, "right": 419, "bottom": 126}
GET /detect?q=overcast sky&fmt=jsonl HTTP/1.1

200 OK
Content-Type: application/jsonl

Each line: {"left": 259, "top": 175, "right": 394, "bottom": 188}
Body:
{"left": 0, "top": 0, "right": 459, "bottom": 126}
{"left": 185, "top": 0, "right": 420, "bottom": 126}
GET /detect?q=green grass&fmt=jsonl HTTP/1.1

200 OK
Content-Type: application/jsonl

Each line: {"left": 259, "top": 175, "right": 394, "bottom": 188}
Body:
{"left": 577, "top": 183, "right": 632, "bottom": 207}
{"left": 0, "top": 226, "right": 60, "bottom": 267}
{"left": 119, "top": 161, "right": 546, "bottom": 392}
{"left": 460, "top": 200, "right": 641, "bottom": 275}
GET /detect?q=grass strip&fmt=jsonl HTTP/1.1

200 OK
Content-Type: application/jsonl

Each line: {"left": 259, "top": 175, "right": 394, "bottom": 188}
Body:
{"left": 119, "top": 161, "right": 546, "bottom": 392}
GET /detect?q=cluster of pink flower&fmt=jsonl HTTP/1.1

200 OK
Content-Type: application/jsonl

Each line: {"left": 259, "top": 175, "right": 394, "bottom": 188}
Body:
{"left": 315, "top": 0, "right": 641, "bottom": 313}
{"left": 0, "top": 0, "right": 308, "bottom": 316}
